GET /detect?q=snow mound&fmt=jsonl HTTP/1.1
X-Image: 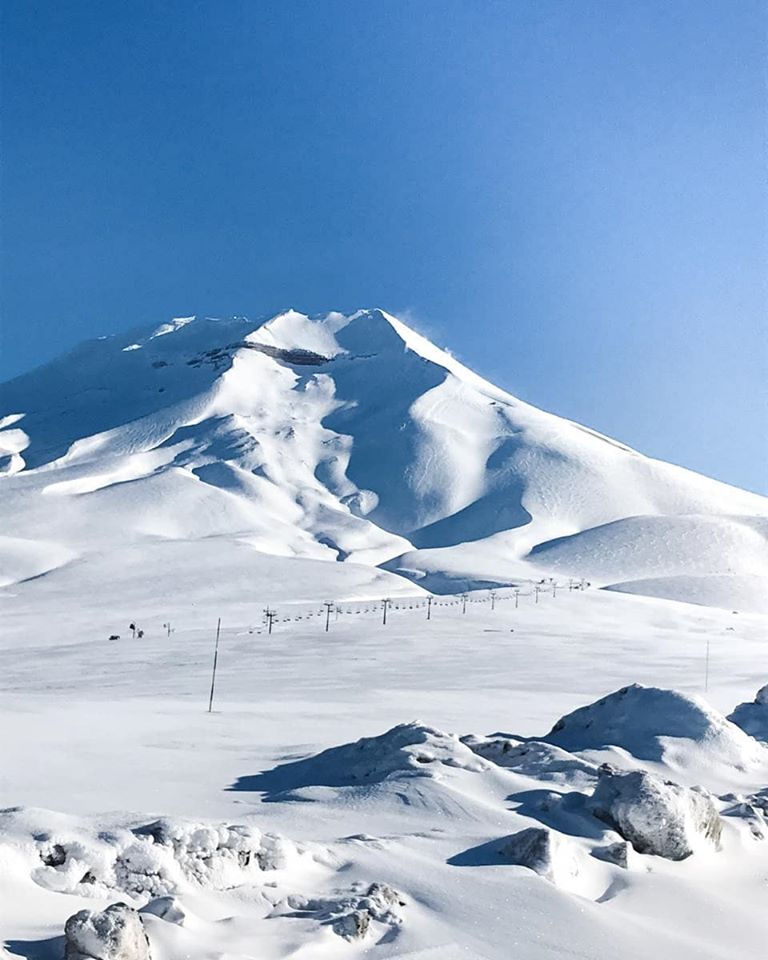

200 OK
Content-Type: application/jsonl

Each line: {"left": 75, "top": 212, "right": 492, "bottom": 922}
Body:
{"left": 530, "top": 515, "right": 768, "bottom": 591}
{"left": 0, "top": 534, "right": 77, "bottom": 586}
{"left": 728, "top": 684, "right": 768, "bottom": 743}
{"left": 64, "top": 902, "right": 150, "bottom": 960}
{"left": 589, "top": 765, "right": 722, "bottom": 860}
{"left": 605, "top": 573, "right": 768, "bottom": 614}
{"left": 546, "top": 684, "right": 766, "bottom": 773}
{"left": 234, "top": 722, "right": 489, "bottom": 795}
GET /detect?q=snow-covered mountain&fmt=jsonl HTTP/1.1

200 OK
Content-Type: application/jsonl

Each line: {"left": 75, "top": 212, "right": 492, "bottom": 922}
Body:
{"left": 1, "top": 308, "right": 766, "bottom": 609}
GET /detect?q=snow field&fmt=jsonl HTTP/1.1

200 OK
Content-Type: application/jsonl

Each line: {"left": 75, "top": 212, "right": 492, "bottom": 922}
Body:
{"left": 2, "top": 578, "right": 768, "bottom": 958}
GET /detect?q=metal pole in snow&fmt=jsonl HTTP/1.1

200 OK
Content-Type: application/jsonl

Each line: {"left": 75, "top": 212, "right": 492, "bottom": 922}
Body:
{"left": 324, "top": 602, "right": 333, "bottom": 632}
{"left": 382, "top": 598, "right": 390, "bottom": 625}
{"left": 490, "top": 591, "right": 496, "bottom": 611}
{"left": 427, "top": 596, "right": 432, "bottom": 620}
{"left": 705, "top": 639, "right": 710, "bottom": 692}
{"left": 515, "top": 589, "right": 519, "bottom": 609}
{"left": 535, "top": 585, "right": 540, "bottom": 604}
{"left": 207, "top": 618, "right": 222, "bottom": 713}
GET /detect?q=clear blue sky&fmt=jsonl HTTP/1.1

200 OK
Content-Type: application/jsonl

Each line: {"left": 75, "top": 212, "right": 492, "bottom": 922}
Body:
{"left": 2, "top": 1, "right": 766, "bottom": 493}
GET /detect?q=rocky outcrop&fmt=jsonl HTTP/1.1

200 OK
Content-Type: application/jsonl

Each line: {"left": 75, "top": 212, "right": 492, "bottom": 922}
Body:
{"left": 499, "top": 827, "right": 579, "bottom": 885}
{"left": 588, "top": 765, "right": 722, "bottom": 860}
{"left": 64, "top": 903, "right": 150, "bottom": 960}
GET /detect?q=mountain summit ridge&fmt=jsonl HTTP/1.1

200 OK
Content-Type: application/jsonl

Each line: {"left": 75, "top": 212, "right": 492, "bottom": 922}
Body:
{"left": 1, "top": 309, "right": 766, "bottom": 609}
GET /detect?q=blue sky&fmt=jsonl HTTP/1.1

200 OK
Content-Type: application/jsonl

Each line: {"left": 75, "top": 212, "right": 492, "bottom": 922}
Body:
{"left": 2, "top": 1, "right": 765, "bottom": 493}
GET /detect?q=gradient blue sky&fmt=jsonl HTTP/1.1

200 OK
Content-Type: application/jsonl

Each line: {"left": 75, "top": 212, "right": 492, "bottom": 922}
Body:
{"left": 2, "top": 1, "right": 766, "bottom": 492}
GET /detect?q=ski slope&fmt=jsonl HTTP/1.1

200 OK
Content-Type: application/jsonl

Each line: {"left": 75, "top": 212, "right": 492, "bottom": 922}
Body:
{"left": 1, "top": 309, "right": 766, "bottom": 611}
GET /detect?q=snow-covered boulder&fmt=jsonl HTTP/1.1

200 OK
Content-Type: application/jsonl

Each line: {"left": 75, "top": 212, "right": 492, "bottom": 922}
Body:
{"left": 547, "top": 684, "right": 764, "bottom": 772}
{"left": 499, "top": 827, "right": 579, "bottom": 885}
{"left": 333, "top": 909, "right": 370, "bottom": 941}
{"left": 588, "top": 766, "right": 721, "bottom": 860}
{"left": 728, "top": 684, "right": 768, "bottom": 743}
{"left": 64, "top": 902, "right": 151, "bottom": 960}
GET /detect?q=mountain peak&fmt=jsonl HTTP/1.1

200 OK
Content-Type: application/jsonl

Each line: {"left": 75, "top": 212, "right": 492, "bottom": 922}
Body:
{"left": 1, "top": 307, "right": 766, "bottom": 610}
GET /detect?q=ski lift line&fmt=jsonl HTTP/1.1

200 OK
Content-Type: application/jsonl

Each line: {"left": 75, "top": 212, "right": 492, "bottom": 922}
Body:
{"left": 163, "top": 579, "right": 587, "bottom": 642}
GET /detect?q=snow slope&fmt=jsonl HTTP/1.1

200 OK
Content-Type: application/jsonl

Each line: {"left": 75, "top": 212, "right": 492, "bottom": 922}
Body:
{"left": 2, "top": 581, "right": 768, "bottom": 959}
{"left": 1, "top": 309, "right": 766, "bottom": 612}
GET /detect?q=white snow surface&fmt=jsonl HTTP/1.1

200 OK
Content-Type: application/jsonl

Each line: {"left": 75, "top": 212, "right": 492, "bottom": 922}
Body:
{"left": 2, "top": 310, "right": 768, "bottom": 958}
{"left": 3, "top": 576, "right": 768, "bottom": 958}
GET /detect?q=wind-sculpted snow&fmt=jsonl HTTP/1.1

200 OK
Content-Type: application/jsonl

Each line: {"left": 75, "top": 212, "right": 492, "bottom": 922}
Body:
{"left": 1, "top": 309, "right": 766, "bottom": 606}
{"left": 230, "top": 721, "right": 490, "bottom": 798}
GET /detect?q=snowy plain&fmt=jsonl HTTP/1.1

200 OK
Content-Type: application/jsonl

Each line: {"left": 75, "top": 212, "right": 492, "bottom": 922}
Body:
{"left": 1, "top": 310, "right": 768, "bottom": 958}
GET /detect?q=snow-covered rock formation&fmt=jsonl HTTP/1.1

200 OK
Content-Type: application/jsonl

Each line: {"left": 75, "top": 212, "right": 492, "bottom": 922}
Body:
{"left": 64, "top": 903, "right": 150, "bottom": 960}
{"left": 499, "top": 826, "right": 580, "bottom": 884}
{"left": 588, "top": 766, "right": 722, "bottom": 860}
